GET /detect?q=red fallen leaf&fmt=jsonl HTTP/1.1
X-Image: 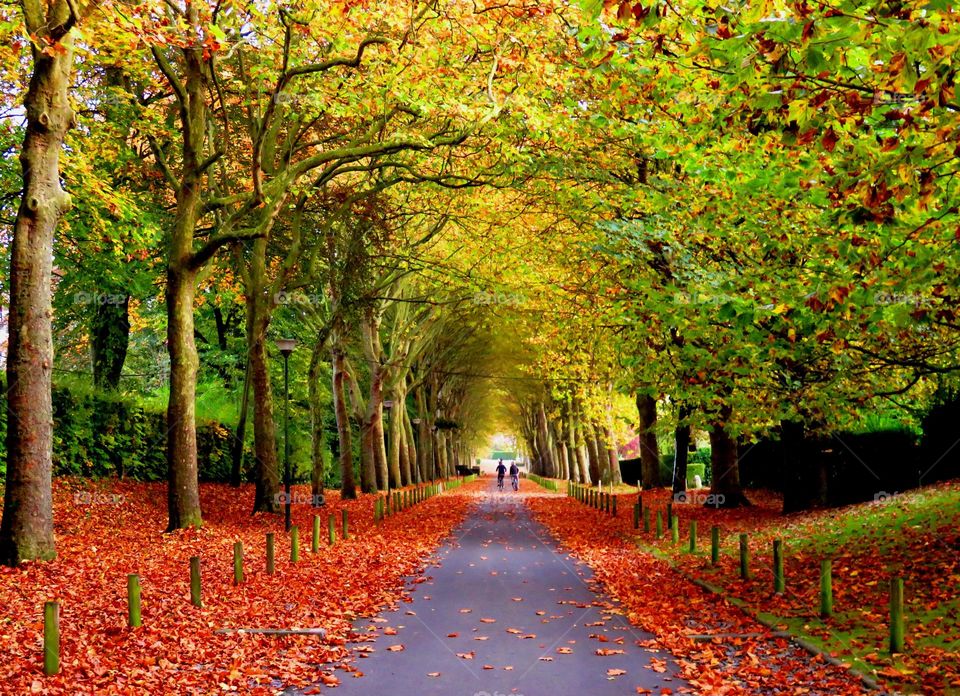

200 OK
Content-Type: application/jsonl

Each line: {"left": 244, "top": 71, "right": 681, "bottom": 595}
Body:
{"left": 383, "top": 627, "right": 397, "bottom": 635}
{"left": 506, "top": 628, "right": 522, "bottom": 634}
{"left": 607, "top": 668, "right": 627, "bottom": 676}
{"left": 447, "top": 632, "right": 459, "bottom": 638}
{"left": 457, "top": 652, "right": 475, "bottom": 659}
{"left": 459, "top": 608, "right": 472, "bottom": 613}
{"left": 504, "top": 666, "right": 514, "bottom": 670}
{"left": 512, "top": 597, "right": 523, "bottom": 601}
{"left": 387, "top": 645, "right": 405, "bottom": 652}
{"left": 427, "top": 672, "right": 441, "bottom": 677}
{"left": 556, "top": 647, "right": 573, "bottom": 654}
{"left": 596, "top": 648, "right": 625, "bottom": 656}
{"left": 482, "top": 664, "right": 494, "bottom": 670}
{"left": 536, "top": 611, "right": 546, "bottom": 616}
{"left": 522, "top": 634, "right": 537, "bottom": 639}
{"left": 474, "top": 636, "right": 489, "bottom": 640}
{"left": 480, "top": 617, "right": 496, "bottom": 623}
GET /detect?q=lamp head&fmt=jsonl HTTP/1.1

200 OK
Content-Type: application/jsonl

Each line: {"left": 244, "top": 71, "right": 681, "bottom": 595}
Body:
{"left": 276, "top": 338, "right": 296, "bottom": 356}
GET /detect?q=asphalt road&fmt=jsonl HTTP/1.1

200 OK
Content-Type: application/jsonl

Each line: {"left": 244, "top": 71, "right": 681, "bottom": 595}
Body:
{"left": 304, "top": 481, "right": 687, "bottom": 696}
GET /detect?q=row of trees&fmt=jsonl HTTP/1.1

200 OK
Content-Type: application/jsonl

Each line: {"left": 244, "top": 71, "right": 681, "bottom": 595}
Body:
{"left": 507, "top": 0, "right": 959, "bottom": 506}
{"left": 0, "top": 0, "right": 586, "bottom": 563}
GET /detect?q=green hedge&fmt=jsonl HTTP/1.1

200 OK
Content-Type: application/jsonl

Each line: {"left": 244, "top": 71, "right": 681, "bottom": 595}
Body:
{"left": 0, "top": 382, "right": 234, "bottom": 482}
{"left": 658, "top": 448, "right": 712, "bottom": 487}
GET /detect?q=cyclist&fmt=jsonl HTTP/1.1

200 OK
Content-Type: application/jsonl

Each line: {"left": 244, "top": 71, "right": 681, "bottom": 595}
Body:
{"left": 496, "top": 459, "right": 506, "bottom": 491}
{"left": 509, "top": 461, "right": 520, "bottom": 491}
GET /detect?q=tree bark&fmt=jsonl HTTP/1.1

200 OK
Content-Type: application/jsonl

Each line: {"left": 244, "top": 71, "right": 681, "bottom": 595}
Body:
{"left": 708, "top": 410, "right": 750, "bottom": 508}
{"left": 230, "top": 356, "right": 252, "bottom": 487}
{"left": 91, "top": 295, "right": 130, "bottom": 390}
{"left": 331, "top": 345, "right": 356, "bottom": 498}
{"left": 308, "top": 336, "right": 329, "bottom": 503}
{"left": 249, "top": 307, "right": 280, "bottom": 513}
{"left": 636, "top": 394, "right": 661, "bottom": 489}
{"left": 672, "top": 405, "right": 692, "bottom": 494}
{"left": 584, "top": 419, "right": 602, "bottom": 485}
{"left": 537, "top": 403, "right": 555, "bottom": 477}
{"left": 1, "top": 7, "right": 77, "bottom": 564}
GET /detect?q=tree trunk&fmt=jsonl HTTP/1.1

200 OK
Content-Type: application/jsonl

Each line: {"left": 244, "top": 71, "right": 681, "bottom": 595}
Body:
{"left": 308, "top": 337, "right": 328, "bottom": 503}
{"left": 636, "top": 394, "right": 661, "bottom": 489}
{"left": 708, "top": 410, "right": 750, "bottom": 508}
{"left": 91, "top": 295, "right": 130, "bottom": 390}
{"left": 1, "top": 16, "right": 76, "bottom": 564}
{"left": 584, "top": 420, "right": 601, "bottom": 485}
{"left": 331, "top": 345, "right": 356, "bottom": 499}
{"left": 537, "top": 403, "right": 555, "bottom": 477}
{"left": 672, "top": 405, "right": 692, "bottom": 494}
{"left": 570, "top": 411, "right": 588, "bottom": 484}
{"left": 230, "top": 356, "right": 252, "bottom": 487}
{"left": 603, "top": 425, "right": 622, "bottom": 485}
{"left": 165, "top": 266, "right": 203, "bottom": 530}
{"left": 249, "top": 318, "right": 280, "bottom": 513}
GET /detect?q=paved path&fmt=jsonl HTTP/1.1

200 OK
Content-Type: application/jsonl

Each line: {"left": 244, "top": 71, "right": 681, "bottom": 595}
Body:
{"left": 309, "top": 481, "right": 687, "bottom": 695}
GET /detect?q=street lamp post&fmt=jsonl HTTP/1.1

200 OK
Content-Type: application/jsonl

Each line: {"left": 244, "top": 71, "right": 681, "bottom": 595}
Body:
{"left": 276, "top": 338, "right": 296, "bottom": 531}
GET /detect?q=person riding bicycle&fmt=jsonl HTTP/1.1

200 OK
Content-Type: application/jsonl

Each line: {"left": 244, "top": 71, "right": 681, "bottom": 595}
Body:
{"left": 496, "top": 459, "right": 507, "bottom": 490}
{"left": 509, "top": 461, "right": 520, "bottom": 491}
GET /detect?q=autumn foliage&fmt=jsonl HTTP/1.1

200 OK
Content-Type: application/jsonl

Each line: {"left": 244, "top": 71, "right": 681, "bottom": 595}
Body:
{"left": 0, "top": 479, "right": 477, "bottom": 694}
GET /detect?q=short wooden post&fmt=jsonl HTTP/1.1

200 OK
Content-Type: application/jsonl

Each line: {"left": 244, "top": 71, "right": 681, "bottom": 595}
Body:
{"left": 710, "top": 526, "right": 720, "bottom": 566}
{"left": 739, "top": 534, "right": 750, "bottom": 580}
{"left": 773, "top": 539, "right": 785, "bottom": 594}
{"left": 233, "top": 541, "right": 244, "bottom": 585}
{"left": 655, "top": 510, "right": 663, "bottom": 538}
{"left": 290, "top": 526, "right": 300, "bottom": 563}
{"left": 670, "top": 514, "right": 679, "bottom": 544}
{"left": 612, "top": 495, "right": 617, "bottom": 517}
{"left": 43, "top": 601, "right": 59, "bottom": 676}
{"left": 312, "top": 515, "right": 321, "bottom": 552}
{"left": 633, "top": 502, "right": 640, "bottom": 529}
{"left": 266, "top": 533, "right": 275, "bottom": 575}
{"left": 688, "top": 520, "right": 697, "bottom": 553}
{"left": 643, "top": 505, "right": 651, "bottom": 533}
{"left": 820, "top": 559, "right": 833, "bottom": 617}
{"left": 667, "top": 502, "right": 673, "bottom": 528}
{"left": 342, "top": 509, "right": 349, "bottom": 539}
{"left": 127, "top": 574, "right": 142, "bottom": 628}
{"left": 190, "top": 556, "right": 202, "bottom": 607}
{"left": 889, "top": 576, "right": 905, "bottom": 653}
{"left": 328, "top": 514, "right": 336, "bottom": 546}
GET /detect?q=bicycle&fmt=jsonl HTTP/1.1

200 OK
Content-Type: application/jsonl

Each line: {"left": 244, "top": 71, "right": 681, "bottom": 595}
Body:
{"left": 511, "top": 475, "right": 519, "bottom": 492}
{"left": 497, "top": 476, "right": 504, "bottom": 491}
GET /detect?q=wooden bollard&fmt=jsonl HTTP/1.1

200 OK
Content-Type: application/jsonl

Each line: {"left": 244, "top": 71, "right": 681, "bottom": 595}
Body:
{"left": 127, "top": 574, "right": 142, "bottom": 628}
{"left": 190, "top": 556, "right": 202, "bottom": 607}
{"left": 290, "top": 526, "right": 300, "bottom": 563}
{"left": 889, "top": 577, "right": 905, "bottom": 653}
{"left": 655, "top": 510, "right": 663, "bottom": 538}
{"left": 633, "top": 502, "right": 640, "bottom": 529}
{"left": 612, "top": 495, "right": 617, "bottom": 517}
{"left": 342, "top": 509, "right": 349, "bottom": 539}
{"left": 643, "top": 505, "right": 651, "bottom": 533}
{"left": 328, "top": 514, "right": 336, "bottom": 546}
{"left": 820, "top": 559, "right": 833, "bottom": 617}
{"left": 266, "top": 533, "right": 275, "bottom": 575}
{"left": 773, "top": 539, "right": 785, "bottom": 594}
{"left": 233, "top": 541, "right": 244, "bottom": 585}
{"left": 710, "top": 526, "right": 720, "bottom": 566}
{"left": 312, "top": 515, "right": 321, "bottom": 552}
{"left": 739, "top": 534, "right": 750, "bottom": 580}
{"left": 666, "top": 502, "right": 673, "bottom": 528}
{"left": 688, "top": 520, "right": 697, "bottom": 553}
{"left": 670, "top": 514, "right": 679, "bottom": 543}
{"left": 44, "top": 601, "right": 59, "bottom": 675}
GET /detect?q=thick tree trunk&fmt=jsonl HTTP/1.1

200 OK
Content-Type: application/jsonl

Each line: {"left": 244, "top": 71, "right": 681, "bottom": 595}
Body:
{"left": 780, "top": 420, "right": 828, "bottom": 513}
{"left": 1, "top": 20, "right": 76, "bottom": 564}
{"left": 708, "top": 412, "right": 750, "bottom": 508}
{"left": 537, "top": 403, "right": 555, "bottom": 477}
{"left": 672, "top": 404, "right": 692, "bottom": 494}
{"left": 636, "top": 394, "right": 661, "bottom": 489}
{"left": 672, "top": 424, "right": 691, "bottom": 494}
{"left": 603, "top": 424, "right": 622, "bottom": 485}
{"left": 585, "top": 420, "right": 602, "bottom": 485}
{"left": 249, "top": 319, "right": 280, "bottom": 513}
{"left": 331, "top": 345, "right": 356, "bottom": 498}
{"left": 91, "top": 295, "right": 130, "bottom": 390}
{"left": 165, "top": 267, "right": 203, "bottom": 530}
{"left": 570, "top": 412, "right": 588, "bottom": 484}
